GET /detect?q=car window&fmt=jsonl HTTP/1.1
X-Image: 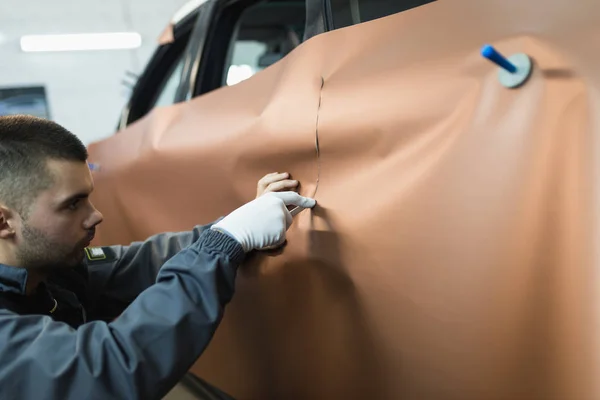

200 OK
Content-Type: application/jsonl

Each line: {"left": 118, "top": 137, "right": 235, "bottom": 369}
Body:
{"left": 222, "top": 1, "right": 305, "bottom": 87}
{"left": 328, "top": 0, "right": 435, "bottom": 30}
{"left": 225, "top": 41, "right": 269, "bottom": 86}
{"left": 153, "top": 54, "right": 186, "bottom": 107}
{"left": 121, "top": 7, "right": 199, "bottom": 128}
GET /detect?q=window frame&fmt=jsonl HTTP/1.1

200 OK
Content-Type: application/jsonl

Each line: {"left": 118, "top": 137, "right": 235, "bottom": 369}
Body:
{"left": 190, "top": 0, "right": 306, "bottom": 97}
{"left": 117, "top": 4, "right": 212, "bottom": 129}
{"left": 148, "top": 46, "right": 187, "bottom": 109}
{"left": 190, "top": 0, "right": 264, "bottom": 97}
{"left": 322, "top": 0, "right": 436, "bottom": 31}
{"left": 174, "top": 0, "right": 219, "bottom": 102}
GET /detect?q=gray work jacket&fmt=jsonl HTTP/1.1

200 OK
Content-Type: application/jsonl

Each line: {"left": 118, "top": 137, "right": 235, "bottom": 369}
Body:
{"left": 0, "top": 223, "right": 245, "bottom": 400}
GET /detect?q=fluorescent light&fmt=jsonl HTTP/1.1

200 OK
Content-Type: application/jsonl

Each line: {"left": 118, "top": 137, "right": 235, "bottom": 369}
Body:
{"left": 20, "top": 32, "right": 142, "bottom": 52}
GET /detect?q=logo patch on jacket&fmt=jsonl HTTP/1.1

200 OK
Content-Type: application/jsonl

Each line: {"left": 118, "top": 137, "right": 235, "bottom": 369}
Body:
{"left": 85, "top": 247, "right": 106, "bottom": 261}
{"left": 84, "top": 246, "right": 117, "bottom": 265}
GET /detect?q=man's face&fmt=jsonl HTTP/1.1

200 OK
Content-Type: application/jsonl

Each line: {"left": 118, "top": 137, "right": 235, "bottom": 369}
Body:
{"left": 14, "top": 159, "right": 104, "bottom": 270}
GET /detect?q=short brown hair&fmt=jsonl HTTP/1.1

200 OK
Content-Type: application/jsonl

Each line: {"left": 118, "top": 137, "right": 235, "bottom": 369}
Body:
{"left": 0, "top": 115, "right": 88, "bottom": 214}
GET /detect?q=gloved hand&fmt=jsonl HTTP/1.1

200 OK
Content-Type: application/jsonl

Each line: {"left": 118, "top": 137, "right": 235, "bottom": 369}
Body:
{"left": 211, "top": 192, "right": 316, "bottom": 252}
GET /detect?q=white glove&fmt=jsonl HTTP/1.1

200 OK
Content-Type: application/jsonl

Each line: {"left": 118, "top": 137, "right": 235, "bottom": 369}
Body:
{"left": 211, "top": 192, "right": 316, "bottom": 252}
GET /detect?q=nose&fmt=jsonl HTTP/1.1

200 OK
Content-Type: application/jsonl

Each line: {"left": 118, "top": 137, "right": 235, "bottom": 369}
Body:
{"left": 84, "top": 206, "right": 104, "bottom": 230}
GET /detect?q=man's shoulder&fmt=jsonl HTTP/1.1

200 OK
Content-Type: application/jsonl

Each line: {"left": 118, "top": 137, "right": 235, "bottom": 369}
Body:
{"left": 47, "top": 246, "right": 118, "bottom": 294}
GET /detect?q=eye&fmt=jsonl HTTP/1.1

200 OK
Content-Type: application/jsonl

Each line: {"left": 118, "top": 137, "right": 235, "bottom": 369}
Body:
{"left": 67, "top": 199, "right": 80, "bottom": 211}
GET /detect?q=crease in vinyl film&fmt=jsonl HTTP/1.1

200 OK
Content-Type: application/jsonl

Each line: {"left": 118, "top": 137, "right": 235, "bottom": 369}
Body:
{"left": 291, "top": 76, "right": 324, "bottom": 217}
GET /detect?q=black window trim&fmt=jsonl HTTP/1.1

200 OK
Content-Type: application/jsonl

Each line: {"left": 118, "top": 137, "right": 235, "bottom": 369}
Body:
{"left": 191, "top": 0, "right": 265, "bottom": 98}
{"left": 323, "top": 0, "right": 437, "bottom": 31}
{"left": 322, "top": 0, "right": 334, "bottom": 31}
{"left": 174, "top": 0, "right": 219, "bottom": 102}
{"left": 118, "top": 4, "right": 208, "bottom": 129}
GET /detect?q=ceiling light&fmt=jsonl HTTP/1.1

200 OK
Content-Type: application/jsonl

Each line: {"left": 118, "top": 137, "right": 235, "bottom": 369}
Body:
{"left": 20, "top": 32, "right": 142, "bottom": 52}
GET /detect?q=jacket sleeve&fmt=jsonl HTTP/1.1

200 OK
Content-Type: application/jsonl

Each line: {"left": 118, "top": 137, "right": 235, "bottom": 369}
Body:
{"left": 85, "top": 221, "right": 222, "bottom": 321}
{"left": 0, "top": 229, "right": 244, "bottom": 400}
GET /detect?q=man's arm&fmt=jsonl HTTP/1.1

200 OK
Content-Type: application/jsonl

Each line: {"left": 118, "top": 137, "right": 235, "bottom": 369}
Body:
{"left": 0, "top": 190, "right": 314, "bottom": 400}
{"left": 0, "top": 229, "right": 243, "bottom": 400}
{"left": 85, "top": 222, "right": 219, "bottom": 320}
{"left": 86, "top": 172, "right": 300, "bottom": 320}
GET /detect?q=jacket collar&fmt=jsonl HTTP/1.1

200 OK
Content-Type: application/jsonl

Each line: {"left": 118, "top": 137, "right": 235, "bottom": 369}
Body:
{"left": 0, "top": 263, "right": 28, "bottom": 295}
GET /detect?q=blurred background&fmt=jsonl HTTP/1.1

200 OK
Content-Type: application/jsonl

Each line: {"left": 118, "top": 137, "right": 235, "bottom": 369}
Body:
{"left": 0, "top": 0, "right": 190, "bottom": 145}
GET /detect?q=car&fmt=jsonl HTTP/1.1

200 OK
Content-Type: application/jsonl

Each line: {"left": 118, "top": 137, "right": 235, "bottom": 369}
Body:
{"left": 87, "top": 0, "right": 598, "bottom": 398}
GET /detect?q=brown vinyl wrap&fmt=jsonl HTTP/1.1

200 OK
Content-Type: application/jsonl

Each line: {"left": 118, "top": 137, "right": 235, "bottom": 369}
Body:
{"left": 157, "top": 23, "right": 175, "bottom": 45}
{"left": 87, "top": 1, "right": 600, "bottom": 398}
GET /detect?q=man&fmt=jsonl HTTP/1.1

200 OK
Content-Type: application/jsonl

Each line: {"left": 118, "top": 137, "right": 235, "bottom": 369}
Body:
{"left": 0, "top": 115, "right": 316, "bottom": 399}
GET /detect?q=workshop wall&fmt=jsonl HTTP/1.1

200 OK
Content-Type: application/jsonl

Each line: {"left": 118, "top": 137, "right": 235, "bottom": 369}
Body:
{"left": 0, "top": 0, "right": 189, "bottom": 145}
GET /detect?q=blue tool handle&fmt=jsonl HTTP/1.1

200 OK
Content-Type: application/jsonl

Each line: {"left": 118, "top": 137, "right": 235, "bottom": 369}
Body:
{"left": 481, "top": 45, "right": 517, "bottom": 73}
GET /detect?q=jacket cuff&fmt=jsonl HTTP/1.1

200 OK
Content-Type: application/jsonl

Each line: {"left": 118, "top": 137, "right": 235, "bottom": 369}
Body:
{"left": 199, "top": 228, "right": 245, "bottom": 264}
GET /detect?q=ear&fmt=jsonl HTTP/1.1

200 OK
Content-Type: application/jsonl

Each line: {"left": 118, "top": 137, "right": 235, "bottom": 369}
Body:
{"left": 0, "top": 206, "right": 16, "bottom": 239}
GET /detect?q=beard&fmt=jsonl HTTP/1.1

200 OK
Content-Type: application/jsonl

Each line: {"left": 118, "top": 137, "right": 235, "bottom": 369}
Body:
{"left": 15, "top": 222, "right": 88, "bottom": 271}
